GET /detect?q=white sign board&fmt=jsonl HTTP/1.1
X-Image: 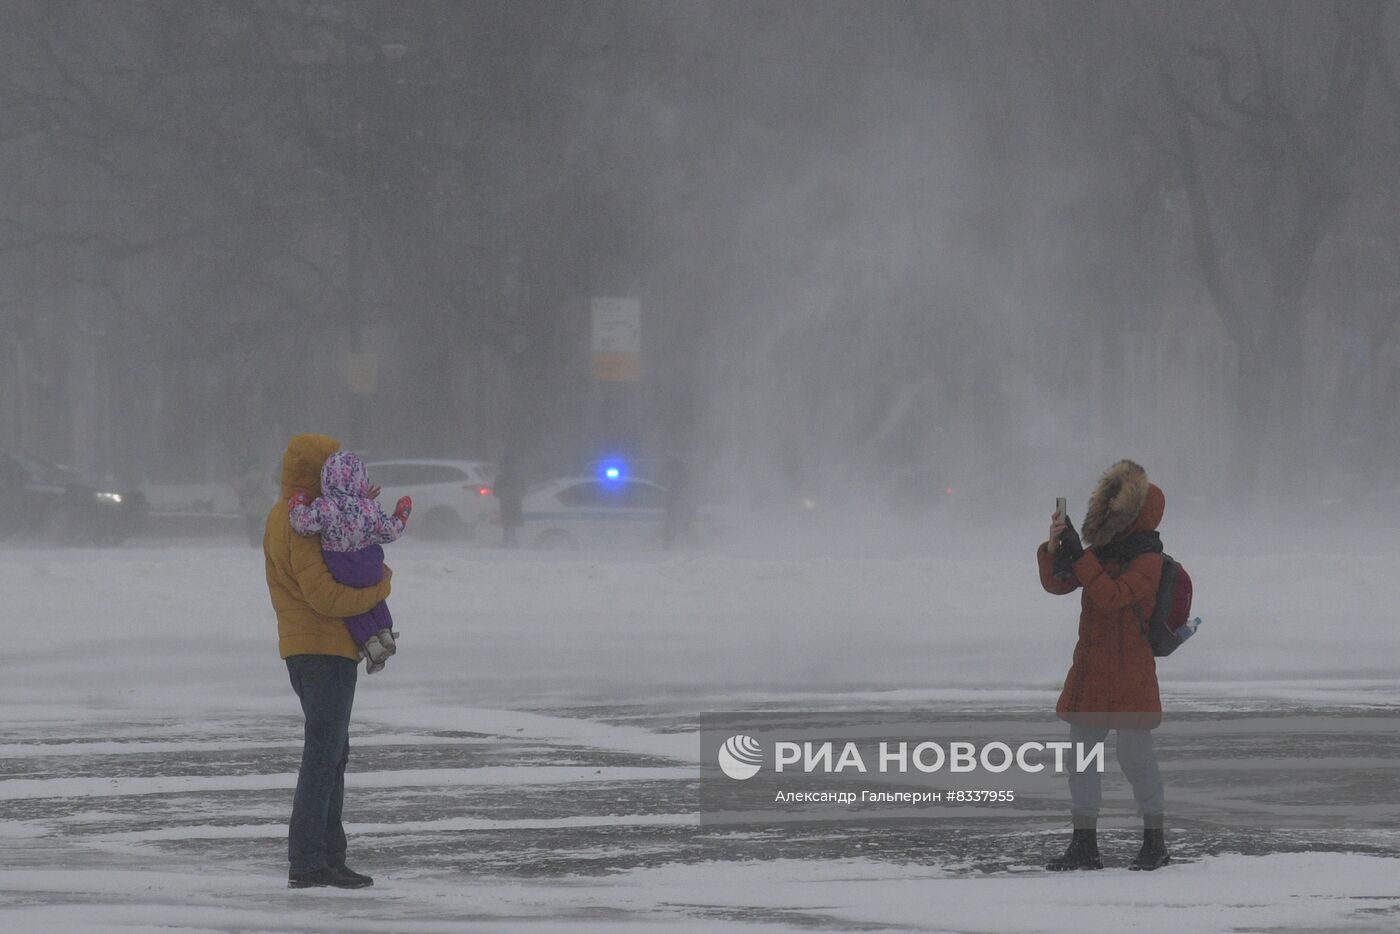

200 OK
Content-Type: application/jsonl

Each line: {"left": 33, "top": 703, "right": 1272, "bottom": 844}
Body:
{"left": 591, "top": 298, "right": 640, "bottom": 353}
{"left": 591, "top": 297, "right": 640, "bottom": 381}
{"left": 345, "top": 351, "right": 378, "bottom": 394}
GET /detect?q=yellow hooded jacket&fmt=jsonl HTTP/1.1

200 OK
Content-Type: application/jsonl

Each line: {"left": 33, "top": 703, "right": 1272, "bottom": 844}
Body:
{"left": 264, "top": 433, "right": 392, "bottom": 660}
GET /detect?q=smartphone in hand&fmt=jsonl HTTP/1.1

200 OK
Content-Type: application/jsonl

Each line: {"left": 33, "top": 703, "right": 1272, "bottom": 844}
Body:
{"left": 1051, "top": 496, "right": 1072, "bottom": 577}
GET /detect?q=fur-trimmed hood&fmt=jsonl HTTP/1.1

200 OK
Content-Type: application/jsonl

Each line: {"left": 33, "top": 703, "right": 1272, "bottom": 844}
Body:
{"left": 1081, "top": 460, "right": 1165, "bottom": 547}
{"left": 280, "top": 433, "right": 340, "bottom": 499}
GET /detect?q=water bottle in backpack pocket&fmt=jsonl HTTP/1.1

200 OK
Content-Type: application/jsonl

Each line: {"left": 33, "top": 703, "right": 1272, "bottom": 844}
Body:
{"left": 1134, "top": 555, "right": 1201, "bottom": 657}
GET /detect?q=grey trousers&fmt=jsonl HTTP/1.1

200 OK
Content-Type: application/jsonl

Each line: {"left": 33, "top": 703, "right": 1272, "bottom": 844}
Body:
{"left": 1067, "top": 723, "right": 1164, "bottom": 829}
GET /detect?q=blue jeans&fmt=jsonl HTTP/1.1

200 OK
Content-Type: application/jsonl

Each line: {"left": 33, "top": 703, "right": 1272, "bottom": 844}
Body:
{"left": 1067, "top": 723, "right": 1164, "bottom": 829}
{"left": 286, "top": 655, "right": 358, "bottom": 872}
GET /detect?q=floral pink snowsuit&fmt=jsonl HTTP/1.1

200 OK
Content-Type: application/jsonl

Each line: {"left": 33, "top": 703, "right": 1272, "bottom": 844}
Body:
{"left": 289, "top": 451, "right": 404, "bottom": 647}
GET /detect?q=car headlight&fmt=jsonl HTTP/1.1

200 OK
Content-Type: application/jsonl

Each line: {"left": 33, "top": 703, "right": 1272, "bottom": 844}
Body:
{"left": 94, "top": 491, "right": 123, "bottom": 505}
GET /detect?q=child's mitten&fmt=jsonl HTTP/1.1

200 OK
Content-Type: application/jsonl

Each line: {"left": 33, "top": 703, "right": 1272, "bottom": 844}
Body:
{"left": 393, "top": 496, "right": 412, "bottom": 524}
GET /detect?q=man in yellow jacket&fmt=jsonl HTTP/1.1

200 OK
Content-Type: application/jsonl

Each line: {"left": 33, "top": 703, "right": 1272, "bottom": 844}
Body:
{"left": 265, "top": 433, "right": 392, "bottom": 889}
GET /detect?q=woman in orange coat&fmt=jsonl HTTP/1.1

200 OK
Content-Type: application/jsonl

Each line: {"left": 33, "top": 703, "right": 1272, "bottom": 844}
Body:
{"left": 265, "top": 433, "right": 393, "bottom": 889}
{"left": 1038, "top": 459, "right": 1170, "bottom": 872}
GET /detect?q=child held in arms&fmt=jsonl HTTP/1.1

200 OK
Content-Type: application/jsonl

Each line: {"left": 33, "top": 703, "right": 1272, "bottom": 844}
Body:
{"left": 288, "top": 451, "right": 411, "bottom": 673}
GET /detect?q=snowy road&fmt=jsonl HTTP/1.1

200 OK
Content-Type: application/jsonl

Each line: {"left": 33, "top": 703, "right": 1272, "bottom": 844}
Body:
{"left": 2, "top": 702, "right": 1398, "bottom": 932}
{"left": 2, "top": 542, "right": 1398, "bottom": 931}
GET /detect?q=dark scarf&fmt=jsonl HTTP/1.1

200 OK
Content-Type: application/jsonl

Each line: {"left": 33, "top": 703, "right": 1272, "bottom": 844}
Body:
{"left": 1094, "top": 530, "right": 1163, "bottom": 565}
{"left": 1053, "top": 529, "right": 1162, "bottom": 580}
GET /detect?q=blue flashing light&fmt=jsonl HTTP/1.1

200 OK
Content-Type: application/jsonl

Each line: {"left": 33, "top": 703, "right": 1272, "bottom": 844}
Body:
{"left": 596, "top": 459, "right": 628, "bottom": 484}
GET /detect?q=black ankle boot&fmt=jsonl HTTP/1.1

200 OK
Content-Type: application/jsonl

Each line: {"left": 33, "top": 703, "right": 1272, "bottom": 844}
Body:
{"left": 1045, "top": 828, "right": 1103, "bottom": 871}
{"left": 1128, "top": 828, "right": 1170, "bottom": 871}
{"left": 288, "top": 865, "right": 374, "bottom": 889}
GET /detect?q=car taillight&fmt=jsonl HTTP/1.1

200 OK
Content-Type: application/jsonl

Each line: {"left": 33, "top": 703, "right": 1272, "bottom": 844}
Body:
{"left": 478, "top": 487, "right": 492, "bottom": 496}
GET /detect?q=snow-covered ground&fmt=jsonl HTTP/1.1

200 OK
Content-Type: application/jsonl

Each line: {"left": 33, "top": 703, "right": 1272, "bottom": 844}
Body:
{"left": 2, "top": 530, "right": 1397, "bottom": 932}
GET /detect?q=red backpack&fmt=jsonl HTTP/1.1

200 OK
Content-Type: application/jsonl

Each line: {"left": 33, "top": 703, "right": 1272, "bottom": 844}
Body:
{"left": 1134, "top": 555, "right": 1200, "bottom": 657}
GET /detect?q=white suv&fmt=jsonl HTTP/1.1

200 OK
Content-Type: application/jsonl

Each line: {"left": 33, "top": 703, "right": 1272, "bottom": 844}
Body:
{"left": 364, "top": 459, "right": 497, "bottom": 540}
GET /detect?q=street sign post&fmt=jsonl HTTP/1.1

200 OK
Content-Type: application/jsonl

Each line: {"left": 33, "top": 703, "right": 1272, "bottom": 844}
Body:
{"left": 591, "top": 297, "right": 640, "bottom": 382}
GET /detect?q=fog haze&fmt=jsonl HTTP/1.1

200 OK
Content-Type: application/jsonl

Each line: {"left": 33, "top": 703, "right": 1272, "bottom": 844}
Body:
{"left": 3, "top": 0, "right": 1398, "bottom": 544}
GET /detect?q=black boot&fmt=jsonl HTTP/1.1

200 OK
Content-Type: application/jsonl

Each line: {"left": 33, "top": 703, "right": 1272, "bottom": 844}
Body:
{"left": 1128, "top": 828, "right": 1170, "bottom": 871}
{"left": 1045, "top": 828, "right": 1103, "bottom": 871}
{"left": 288, "top": 865, "right": 374, "bottom": 889}
{"left": 330, "top": 864, "right": 374, "bottom": 887}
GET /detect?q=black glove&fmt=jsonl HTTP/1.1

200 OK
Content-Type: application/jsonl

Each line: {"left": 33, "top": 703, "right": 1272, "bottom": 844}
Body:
{"left": 1052, "top": 517, "right": 1084, "bottom": 580}
{"left": 1058, "top": 519, "right": 1084, "bottom": 561}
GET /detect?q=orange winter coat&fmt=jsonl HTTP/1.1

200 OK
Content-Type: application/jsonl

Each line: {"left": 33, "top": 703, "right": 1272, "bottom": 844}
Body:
{"left": 264, "top": 433, "right": 392, "bottom": 660}
{"left": 1039, "top": 479, "right": 1166, "bottom": 729}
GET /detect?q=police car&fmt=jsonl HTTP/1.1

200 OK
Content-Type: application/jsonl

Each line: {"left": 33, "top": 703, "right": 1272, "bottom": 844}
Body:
{"left": 516, "top": 472, "right": 672, "bottom": 550}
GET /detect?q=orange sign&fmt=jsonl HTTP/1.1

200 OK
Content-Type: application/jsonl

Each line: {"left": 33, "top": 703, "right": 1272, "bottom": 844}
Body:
{"left": 593, "top": 352, "right": 640, "bottom": 382}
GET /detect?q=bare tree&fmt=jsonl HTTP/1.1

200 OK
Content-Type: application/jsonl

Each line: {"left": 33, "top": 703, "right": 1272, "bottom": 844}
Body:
{"left": 1127, "top": 0, "right": 1388, "bottom": 495}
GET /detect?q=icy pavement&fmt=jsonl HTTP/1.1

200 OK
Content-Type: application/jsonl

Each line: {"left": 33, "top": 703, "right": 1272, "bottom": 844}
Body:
{"left": 1, "top": 702, "right": 1398, "bottom": 932}
{"left": 2, "top": 542, "right": 1398, "bottom": 931}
